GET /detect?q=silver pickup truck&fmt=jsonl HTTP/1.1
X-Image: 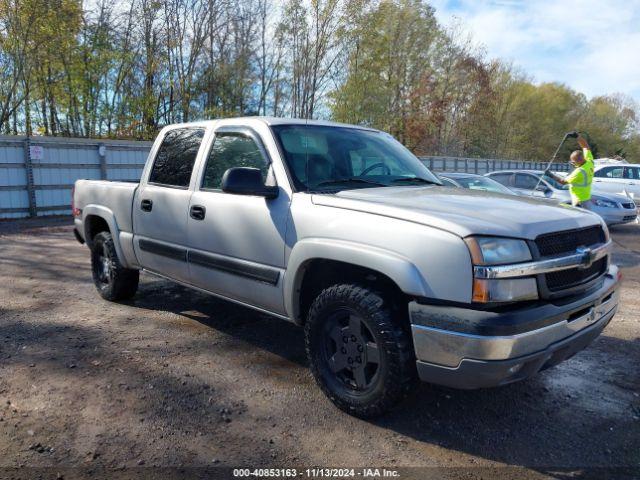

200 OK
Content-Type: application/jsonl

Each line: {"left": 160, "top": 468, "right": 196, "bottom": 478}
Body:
{"left": 73, "top": 117, "right": 620, "bottom": 417}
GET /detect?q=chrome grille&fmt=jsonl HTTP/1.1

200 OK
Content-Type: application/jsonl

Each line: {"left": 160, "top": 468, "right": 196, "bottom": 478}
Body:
{"left": 545, "top": 258, "right": 607, "bottom": 292}
{"left": 535, "top": 226, "right": 607, "bottom": 293}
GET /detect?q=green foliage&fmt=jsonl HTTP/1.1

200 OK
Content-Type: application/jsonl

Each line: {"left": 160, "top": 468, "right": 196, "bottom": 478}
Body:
{"left": 330, "top": 1, "right": 640, "bottom": 163}
{"left": 0, "top": 0, "right": 637, "bottom": 161}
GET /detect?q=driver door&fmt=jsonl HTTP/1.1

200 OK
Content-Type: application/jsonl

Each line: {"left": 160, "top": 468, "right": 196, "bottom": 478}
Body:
{"left": 186, "top": 126, "right": 291, "bottom": 315}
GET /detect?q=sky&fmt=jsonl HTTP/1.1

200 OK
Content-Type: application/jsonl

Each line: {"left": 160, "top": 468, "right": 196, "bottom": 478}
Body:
{"left": 429, "top": 0, "right": 640, "bottom": 103}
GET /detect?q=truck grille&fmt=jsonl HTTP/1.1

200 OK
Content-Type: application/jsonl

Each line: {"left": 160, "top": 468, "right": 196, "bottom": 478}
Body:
{"left": 535, "top": 225, "right": 607, "bottom": 293}
{"left": 546, "top": 258, "right": 607, "bottom": 292}
{"left": 535, "top": 226, "right": 605, "bottom": 257}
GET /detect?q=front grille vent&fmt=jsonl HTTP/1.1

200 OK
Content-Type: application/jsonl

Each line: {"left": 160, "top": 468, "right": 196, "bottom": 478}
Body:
{"left": 535, "top": 225, "right": 607, "bottom": 293}
{"left": 546, "top": 258, "right": 607, "bottom": 291}
{"left": 535, "top": 226, "right": 605, "bottom": 257}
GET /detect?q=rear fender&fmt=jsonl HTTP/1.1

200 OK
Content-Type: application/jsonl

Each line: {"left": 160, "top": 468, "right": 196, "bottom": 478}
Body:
{"left": 82, "top": 205, "right": 133, "bottom": 268}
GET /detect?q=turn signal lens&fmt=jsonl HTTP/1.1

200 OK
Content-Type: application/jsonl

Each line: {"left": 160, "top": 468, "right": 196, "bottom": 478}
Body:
{"left": 472, "top": 278, "right": 538, "bottom": 303}
{"left": 472, "top": 278, "right": 490, "bottom": 302}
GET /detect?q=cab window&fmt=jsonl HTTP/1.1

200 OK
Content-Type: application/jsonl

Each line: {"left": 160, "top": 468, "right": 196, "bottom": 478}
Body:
{"left": 201, "top": 133, "right": 269, "bottom": 190}
{"left": 149, "top": 128, "right": 205, "bottom": 187}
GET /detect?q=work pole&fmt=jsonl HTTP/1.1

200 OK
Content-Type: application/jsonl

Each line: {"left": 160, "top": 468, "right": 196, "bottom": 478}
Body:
{"left": 23, "top": 137, "right": 37, "bottom": 218}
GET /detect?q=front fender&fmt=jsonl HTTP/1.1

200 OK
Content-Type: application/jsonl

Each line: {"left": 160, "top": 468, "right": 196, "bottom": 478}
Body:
{"left": 284, "top": 238, "right": 429, "bottom": 322}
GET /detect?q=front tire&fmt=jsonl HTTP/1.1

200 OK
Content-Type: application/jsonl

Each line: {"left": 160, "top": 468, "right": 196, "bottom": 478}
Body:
{"left": 91, "top": 231, "right": 139, "bottom": 301}
{"left": 304, "top": 284, "right": 417, "bottom": 418}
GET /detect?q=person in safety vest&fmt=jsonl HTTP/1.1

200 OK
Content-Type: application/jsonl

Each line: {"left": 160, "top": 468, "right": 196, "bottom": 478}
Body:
{"left": 545, "top": 132, "right": 594, "bottom": 209}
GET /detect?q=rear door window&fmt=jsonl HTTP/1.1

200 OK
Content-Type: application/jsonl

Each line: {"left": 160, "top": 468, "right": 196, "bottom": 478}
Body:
{"left": 488, "top": 173, "right": 513, "bottom": 187}
{"left": 595, "top": 166, "right": 623, "bottom": 179}
{"left": 149, "top": 128, "right": 205, "bottom": 187}
{"left": 514, "top": 173, "right": 539, "bottom": 190}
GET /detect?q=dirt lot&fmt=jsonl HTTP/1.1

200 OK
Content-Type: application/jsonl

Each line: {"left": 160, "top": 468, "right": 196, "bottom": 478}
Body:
{"left": 0, "top": 217, "right": 638, "bottom": 479}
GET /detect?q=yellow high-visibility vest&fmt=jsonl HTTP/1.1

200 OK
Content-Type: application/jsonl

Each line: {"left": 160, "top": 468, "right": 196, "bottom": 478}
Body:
{"left": 565, "top": 148, "right": 594, "bottom": 205}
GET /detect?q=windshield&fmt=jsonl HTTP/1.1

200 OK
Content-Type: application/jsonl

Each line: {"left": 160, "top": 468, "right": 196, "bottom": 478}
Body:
{"left": 541, "top": 173, "right": 569, "bottom": 190}
{"left": 271, "top": 125, "right": 441, "bottom": 191}
{"left": 451, "top": 176, "right": 514, "bottom": 195}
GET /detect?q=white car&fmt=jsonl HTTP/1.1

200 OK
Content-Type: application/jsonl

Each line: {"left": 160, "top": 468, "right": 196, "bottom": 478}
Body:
{"left": 593, "top": 164, "right": 640, "bottom": 198}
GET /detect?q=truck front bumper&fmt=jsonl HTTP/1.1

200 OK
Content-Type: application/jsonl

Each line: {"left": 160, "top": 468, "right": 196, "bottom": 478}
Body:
{"left": 410, "top": 265, "right": 620, "bottom": 389}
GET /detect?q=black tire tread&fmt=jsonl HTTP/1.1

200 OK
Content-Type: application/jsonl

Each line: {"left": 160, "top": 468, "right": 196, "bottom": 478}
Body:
{"left": 91, "top": 231, "right": 139, "bottom": 301}
{"left": 304, "top": 283, "right": 417, "bottom": 418}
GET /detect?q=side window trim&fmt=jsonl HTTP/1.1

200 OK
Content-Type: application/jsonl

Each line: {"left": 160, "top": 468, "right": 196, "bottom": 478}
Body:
{"left": 199, "top": 125, "right": 274, "bottom": 192}
{"left": 147, "top": 127, "right": 206, "bottom": 189}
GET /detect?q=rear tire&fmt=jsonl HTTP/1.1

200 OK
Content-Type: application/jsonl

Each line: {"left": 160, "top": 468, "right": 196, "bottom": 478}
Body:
{"left": 91, "top": 231, "right": 139, "bottom": 301}
{"left": 304, "top": 284, "right": 417, "bottom": 418}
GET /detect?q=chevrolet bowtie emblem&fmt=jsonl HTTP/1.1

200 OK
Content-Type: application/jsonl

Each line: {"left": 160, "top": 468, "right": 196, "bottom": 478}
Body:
{"left": 576, "top": 246, "right": 595, "bottom": 269}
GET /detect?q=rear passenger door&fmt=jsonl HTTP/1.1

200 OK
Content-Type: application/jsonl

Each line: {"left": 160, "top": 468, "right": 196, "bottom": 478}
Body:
{"left": 132, "top": 127, "right": 206, "bottom": 283}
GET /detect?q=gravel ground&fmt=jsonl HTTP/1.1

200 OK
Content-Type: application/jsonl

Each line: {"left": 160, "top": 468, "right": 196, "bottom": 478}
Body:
{"left": 0, "top": 218, "right": 638, "bottom": 479}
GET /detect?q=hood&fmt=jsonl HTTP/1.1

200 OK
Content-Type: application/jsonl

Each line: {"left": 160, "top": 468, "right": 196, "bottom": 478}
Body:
{"left": 312, "top": 186, "right": 602, "bottom": 239}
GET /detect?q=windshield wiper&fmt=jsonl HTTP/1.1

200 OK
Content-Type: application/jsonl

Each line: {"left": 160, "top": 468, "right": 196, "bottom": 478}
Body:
{"left": 312, "top": 177, "right": 387, "bottom": 189}
{"left": 390, "top": 177, "right": 440, "bottom": 185}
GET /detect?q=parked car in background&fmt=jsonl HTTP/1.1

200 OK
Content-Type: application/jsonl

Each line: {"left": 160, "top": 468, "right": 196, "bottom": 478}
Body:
{"left": 485, "top": 170, "right": 637, "bottom": 226}
{"left": 439, "top": 172, "right": 524, "bottom": 195}
{"left": 439, "top": 172, "right": 560, "bottom": 206}
{"left": 593, "top": 164, "right": 640, "bottom": 198}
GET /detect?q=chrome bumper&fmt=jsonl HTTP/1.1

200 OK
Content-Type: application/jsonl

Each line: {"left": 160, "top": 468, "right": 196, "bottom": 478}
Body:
{"left": 410, "top": 265, "right": 620, "bottom": 389}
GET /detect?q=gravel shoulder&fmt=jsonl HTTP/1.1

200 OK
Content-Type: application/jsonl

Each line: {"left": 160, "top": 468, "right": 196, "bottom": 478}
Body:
{"left": 0, "top": 218, "right": 638, "bottom": 479}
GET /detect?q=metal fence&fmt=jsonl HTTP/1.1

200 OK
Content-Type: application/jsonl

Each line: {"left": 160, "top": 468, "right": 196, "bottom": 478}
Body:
{"left": 0, "top": 136, "right": 573, "bottom": 219}
{"left": 420, "top": 156, "right": 572, "bottom": 175}
{"left": 0, "top": 136, "right": 152, "bottom": 219}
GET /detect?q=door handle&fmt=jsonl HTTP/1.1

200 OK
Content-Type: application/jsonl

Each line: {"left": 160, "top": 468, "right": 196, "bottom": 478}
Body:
{"left": 141, "top": 199, "right": 153, "bottom": 212}
{"left": 190, "top": 205, "right": 206, "bottom": 220}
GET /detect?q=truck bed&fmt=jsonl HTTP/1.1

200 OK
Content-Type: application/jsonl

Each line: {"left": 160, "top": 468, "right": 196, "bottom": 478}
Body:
{"left": 74, "top": 180, "right": 138, "bottom": 234}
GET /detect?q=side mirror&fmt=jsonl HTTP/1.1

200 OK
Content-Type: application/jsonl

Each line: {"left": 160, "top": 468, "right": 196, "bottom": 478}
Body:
{"left": 221, "top": 167, "right": 278, "bottom": 199}
{"left": 536, "top": 184, "right": 550, "bottom": 193}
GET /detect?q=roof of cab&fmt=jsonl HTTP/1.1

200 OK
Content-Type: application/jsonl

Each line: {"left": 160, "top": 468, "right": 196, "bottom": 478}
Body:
{"left": 161, "top": 116, "right": 379, "bottom": 132}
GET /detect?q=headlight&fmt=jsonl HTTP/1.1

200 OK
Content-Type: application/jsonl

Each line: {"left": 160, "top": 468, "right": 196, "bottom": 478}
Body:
{"left": 464, "top": 236, "right": 532, "bottom": 265}
{"left": 465, "top": 236, "right": 537, "bottom": 303}
{"left": 592, "top": 198, "right": 617, "bottom": 208}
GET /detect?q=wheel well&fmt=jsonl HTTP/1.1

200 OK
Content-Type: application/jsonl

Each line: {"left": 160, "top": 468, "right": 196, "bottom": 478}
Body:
{"left": 297, "top": 259, "right": 408, "bottom": 325}
{"left": 85, "top": 215, "right": 110, "bottom": 243}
